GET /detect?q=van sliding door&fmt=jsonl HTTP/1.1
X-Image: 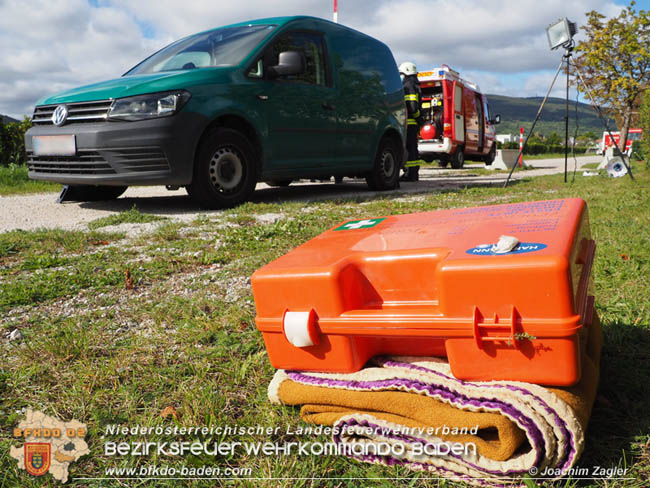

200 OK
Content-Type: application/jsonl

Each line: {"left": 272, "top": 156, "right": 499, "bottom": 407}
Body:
{"left": 258, "top": 31, "right": 337, "bottom": 172}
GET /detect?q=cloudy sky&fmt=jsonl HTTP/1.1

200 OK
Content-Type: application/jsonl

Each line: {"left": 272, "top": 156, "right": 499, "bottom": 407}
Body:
{"left": 0, "top": 0, "right": 644, "bottom": 119}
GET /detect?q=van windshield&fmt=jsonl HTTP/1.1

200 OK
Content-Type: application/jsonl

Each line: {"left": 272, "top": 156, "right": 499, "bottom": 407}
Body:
{"left": 125, "top": 25, "right": 276, "bottom": 75}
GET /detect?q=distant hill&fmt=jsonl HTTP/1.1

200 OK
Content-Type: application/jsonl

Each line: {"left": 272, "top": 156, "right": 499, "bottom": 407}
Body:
{"left": 1, "top": 114, "right": 19, "bottom": 124}
{"left": 486, "top": 94, "right": 615, "bottom": 138}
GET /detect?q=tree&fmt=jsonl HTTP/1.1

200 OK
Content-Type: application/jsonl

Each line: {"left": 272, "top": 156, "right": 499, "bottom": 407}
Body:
{"left": 528, "top": 132, "right": 545, "bottom": 144}
{"left": 573, "top": 1, "right": 650, "bottom": 153}
{"left": 582, "top": 130, "right": 598, "bottom": 141}
{"left": 547, "top": 131, "right": 562, "bottom": 145}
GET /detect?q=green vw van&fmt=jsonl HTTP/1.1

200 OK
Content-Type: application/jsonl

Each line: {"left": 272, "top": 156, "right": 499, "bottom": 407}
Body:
{"left": 25, "top": 16, "right": 406, "bottom": 208}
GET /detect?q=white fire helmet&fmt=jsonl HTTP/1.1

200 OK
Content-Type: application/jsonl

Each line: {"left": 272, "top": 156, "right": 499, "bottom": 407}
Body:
{"left": 399, "top": 61, "right": 417, "bottom": 76}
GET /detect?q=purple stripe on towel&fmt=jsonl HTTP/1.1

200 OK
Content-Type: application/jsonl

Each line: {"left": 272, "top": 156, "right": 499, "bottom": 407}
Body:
{"left": 335, "top": 416, "right": 532, "bottom": 478}
{"left": 287, "top": 370, "right": 547, "bottom": 470}
{"left": 377, "top": 358, "right": 577, "bottom": 472}
{"left": 287, "top": 371, "right": 546, "bottom": 473}
{"left": 335, "top": 417, "right": 523, "bottom": 487}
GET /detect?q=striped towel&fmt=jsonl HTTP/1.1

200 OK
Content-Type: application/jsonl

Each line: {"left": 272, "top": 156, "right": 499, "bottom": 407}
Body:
{"left": 268, "top": 314, "right": 602, "bottom": 486}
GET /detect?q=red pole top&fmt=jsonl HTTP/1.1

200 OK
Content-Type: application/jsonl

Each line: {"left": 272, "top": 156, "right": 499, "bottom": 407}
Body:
{"left": 520, "top": 127, "right": 524, "bottom": 134}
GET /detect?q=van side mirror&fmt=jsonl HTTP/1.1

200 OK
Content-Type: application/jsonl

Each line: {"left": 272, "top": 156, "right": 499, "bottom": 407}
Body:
{"left": 491, "top": 114, "right": 501, "bottom": 125}
{"left": 268, "top": 51, "right": 305, "bottom": 78}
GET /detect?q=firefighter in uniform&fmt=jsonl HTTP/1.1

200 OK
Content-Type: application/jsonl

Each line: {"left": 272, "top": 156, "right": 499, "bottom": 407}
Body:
{"left": 399, "top": 61, "right": 424, "bottom": 181}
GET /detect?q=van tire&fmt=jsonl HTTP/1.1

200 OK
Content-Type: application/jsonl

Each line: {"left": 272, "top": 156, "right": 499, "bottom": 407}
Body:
{"left": 59, "top": 185, "right": 128, "bottom": 202}
{"left": 484, "top": 144, "right": 496, "bottom": 166}
{"left": 366, "top": 138, "right": 399, "bottom": 191}
{"left": 438, "top": 159, "right": 449, "bottom": 168}
{"left": 450, "top": 147, "right": 465, "bottom": 169}
{"left": 189, "top": 128, "right": 257, "bottom": 209}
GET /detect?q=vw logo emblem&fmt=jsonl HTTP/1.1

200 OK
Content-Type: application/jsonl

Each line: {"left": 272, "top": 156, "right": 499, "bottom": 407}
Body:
{"left": 52, "top": 105, "right": 68, "bottom": 126}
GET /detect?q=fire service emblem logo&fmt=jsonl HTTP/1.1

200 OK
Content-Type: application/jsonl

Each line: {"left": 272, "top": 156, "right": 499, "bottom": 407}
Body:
{"left": 11, "top": 409, "right": 89, "bottom": 483}
{"left": 25, "top": 443, "right": 51, "bottom": 476}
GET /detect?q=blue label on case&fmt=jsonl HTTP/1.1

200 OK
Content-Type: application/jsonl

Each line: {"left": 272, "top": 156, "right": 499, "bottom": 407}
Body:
{"left": 466, "top": 242, "right": 547, "bottom": 255}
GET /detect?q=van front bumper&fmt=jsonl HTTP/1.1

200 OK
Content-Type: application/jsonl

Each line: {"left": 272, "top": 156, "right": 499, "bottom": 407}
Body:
{"left": 25, "top": 113, "right": 205, "bottom": 186}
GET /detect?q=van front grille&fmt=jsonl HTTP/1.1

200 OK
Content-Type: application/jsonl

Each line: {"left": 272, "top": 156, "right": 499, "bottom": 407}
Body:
{"left": 32, "top": 100, "right": 113, "bottom": 125}
{"left": 27, "top": 151, "right": 116, "bottom": 175}
{"left": 27, "top": 146, "right": 170, "bottom": 175}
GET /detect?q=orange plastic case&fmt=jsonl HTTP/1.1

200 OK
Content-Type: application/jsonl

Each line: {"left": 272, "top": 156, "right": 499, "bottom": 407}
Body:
{"left": 252, "top": 199, "right": 596, "bottom": 386}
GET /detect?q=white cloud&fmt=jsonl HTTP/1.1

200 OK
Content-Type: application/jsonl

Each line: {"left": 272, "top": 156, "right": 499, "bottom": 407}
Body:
{"left": 0, "top": 0, "right": 164, "bottom": 118}
{"left": 364, "top": 0, "right": 622, "bottom": 72}
{"left": 110, "top": 0, "right": 337, "bottom": 38}
{"left": 0, "top": 0, "right": 625, "bottom": 118}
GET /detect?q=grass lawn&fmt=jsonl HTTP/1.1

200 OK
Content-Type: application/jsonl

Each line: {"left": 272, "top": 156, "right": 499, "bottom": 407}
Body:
{"left": 1, "top": 166, "right": 649, "bottom": 487}
{"left": 87, "top": 205, "right": 167, "bottom": 230}
{"left": 0, "top": 164, "right": 59, "bottom": 195}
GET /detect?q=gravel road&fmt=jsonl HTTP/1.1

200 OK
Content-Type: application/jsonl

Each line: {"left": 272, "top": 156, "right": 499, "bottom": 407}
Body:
{"left": 0, "top": 155, "right": 602, "bottom": 233}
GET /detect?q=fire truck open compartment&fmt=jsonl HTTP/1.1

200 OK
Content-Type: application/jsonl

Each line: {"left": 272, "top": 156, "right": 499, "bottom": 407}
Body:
{"left": 420, "top": 84, "right": 444, "bottom": 143}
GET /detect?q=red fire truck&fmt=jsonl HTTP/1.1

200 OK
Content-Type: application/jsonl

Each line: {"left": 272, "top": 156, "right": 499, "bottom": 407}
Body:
{"left": 598, "top": 128, "right": 642, "bottom": 155}
{"left": 417, "top": 66, "right": 500, "bottom": 168}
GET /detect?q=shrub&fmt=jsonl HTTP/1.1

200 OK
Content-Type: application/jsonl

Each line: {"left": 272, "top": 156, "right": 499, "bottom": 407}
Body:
{"left": 504, "top": 141, "right": 588, "bottom": 155}
{"left": 0, "top": 117, "right": 32, "bottom": 167}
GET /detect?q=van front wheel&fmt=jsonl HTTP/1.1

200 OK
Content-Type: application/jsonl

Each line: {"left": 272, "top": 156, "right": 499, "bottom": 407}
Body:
{"left": 189, "top": 128, "right": 257, "bottom": 209}
{"left": 366, "top": 138, "right": 399, "bottom": 191}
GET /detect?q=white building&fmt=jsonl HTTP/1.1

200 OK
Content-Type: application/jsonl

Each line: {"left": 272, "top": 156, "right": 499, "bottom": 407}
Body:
{"left": 496, "top": 134, "right": 515, "bottom": 144}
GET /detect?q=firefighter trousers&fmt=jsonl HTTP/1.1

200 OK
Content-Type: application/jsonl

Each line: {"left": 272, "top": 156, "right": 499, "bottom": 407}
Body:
{"left": 403, "top": 125, "right": 421, "bottom": 181}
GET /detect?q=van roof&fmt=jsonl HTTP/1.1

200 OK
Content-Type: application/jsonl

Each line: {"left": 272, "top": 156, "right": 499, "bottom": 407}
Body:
{"left": 214, "top": 16, "right": 304, "bottom": 29}
{"left": 197, "top": 16, "right": 379, "bottom": 42}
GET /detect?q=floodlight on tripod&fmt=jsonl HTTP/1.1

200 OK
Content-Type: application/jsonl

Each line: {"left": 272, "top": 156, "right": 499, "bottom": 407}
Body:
{"left": 505, "top": 16, "right": 634, "bottom": 187}
{"left": 504, "top": 17, "right": 577, "bottom": 186}
{"left": 546, "top": 18, "right": 577, "bottom": 50}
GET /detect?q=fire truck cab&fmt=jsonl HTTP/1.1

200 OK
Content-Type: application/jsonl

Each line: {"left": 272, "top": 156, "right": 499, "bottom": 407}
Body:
{"left": 417, "top": 66, "right": 500, "bottom": 168}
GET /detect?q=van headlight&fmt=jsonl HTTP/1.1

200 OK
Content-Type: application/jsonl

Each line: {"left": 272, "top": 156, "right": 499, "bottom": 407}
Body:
{"left": 108, "top": 91, "right": 191, "bottom": 121}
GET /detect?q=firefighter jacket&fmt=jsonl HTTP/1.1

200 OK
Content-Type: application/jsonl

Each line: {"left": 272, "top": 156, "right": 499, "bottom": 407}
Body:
{"left": 403, "top": 75, "right": 422, "bottom": 126}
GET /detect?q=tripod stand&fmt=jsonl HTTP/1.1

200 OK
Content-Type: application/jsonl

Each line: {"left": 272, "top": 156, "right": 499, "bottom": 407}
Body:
{"left": 504, "top": 41, "right": 635, "bottom": 187}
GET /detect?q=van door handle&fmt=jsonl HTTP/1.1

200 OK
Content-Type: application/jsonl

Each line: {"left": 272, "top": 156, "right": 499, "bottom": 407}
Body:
{"left": 322, "top": 102, "right": 335, "bottom": 110}
{"left": 257, "top": 94, "right": 269, "bottom": 101}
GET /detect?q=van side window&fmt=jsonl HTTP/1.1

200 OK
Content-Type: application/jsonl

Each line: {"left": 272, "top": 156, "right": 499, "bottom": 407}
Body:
{"left": 266, "top": 32, "right": 327, "bottom": 85}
